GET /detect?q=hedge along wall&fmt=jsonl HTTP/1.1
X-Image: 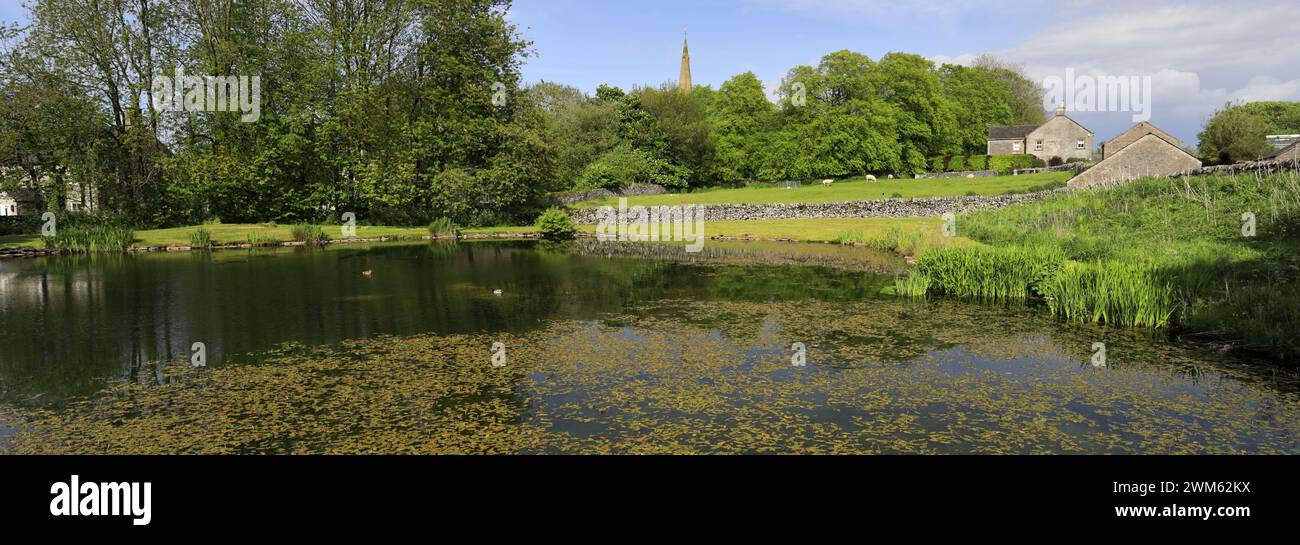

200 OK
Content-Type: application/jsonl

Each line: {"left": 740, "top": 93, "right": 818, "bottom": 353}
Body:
{"left": 989, "top": 155, "right": 1046, "bottom": 175}
{"left": 928, "top": 154, "right": 992, "bottom": 173}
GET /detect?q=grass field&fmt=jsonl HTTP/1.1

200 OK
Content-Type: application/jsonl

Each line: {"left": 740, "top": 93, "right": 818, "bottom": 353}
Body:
{"left": 571, "top": 172, "right": 1071, "bottom": 208}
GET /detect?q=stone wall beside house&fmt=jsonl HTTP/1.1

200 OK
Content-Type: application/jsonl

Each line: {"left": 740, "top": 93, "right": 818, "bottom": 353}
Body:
{"left": 1068, "top": 134, "right": 1202, "bottom": 189}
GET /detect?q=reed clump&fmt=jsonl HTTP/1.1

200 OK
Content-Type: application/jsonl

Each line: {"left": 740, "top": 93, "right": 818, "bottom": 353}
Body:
{"left": 42, "top": 225, "right": 135, "bottom": 253}
{"left": 291, "top": 224, "right": 330, "bottom": 246}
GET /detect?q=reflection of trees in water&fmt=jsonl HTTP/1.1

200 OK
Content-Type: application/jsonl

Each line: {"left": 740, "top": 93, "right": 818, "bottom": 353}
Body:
{"left": 3, "top": 241, "right": 1296, "bottom": 414}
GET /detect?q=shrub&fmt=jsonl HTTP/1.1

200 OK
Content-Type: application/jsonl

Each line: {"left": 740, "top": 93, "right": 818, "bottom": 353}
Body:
{"left": 536, "top": 207, "right": 577, "bottom": 240}
{"left": 427, "top": 217, "right": 460, "bottom": 239}
{"left": 188, "top": 227, "right": 214, "bottom": 249}
{"left": 1047, "top": 156, "right": 1065, "bottom": 167}
{"left": 576, "top": 146, "right": 688, "bottom": 191}
{"left": 291, "top": 224, "right": 330, "bottom": 246}
{"left": 1066, "top": 157, "right": 1091, "bottom": 164}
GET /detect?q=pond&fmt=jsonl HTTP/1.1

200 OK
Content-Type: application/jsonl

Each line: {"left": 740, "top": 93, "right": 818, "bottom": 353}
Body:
{"left": 1, "top": 241, "right": 1297, "bottom": 454}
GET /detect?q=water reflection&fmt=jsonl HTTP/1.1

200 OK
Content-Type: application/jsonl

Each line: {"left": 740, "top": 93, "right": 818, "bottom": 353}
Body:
{"left": 0, "top": 241, "right": 890, "bottom": 405}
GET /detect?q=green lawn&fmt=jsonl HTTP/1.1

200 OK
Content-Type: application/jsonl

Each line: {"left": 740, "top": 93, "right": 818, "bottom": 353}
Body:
{"left": 571, "top": 172, "right": 1071, "bottom": 208}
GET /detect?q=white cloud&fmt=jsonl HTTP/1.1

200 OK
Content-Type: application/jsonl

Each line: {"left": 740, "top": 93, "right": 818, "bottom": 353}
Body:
{"left": 942, "top": 0, "right": 1300, "bottom": 143}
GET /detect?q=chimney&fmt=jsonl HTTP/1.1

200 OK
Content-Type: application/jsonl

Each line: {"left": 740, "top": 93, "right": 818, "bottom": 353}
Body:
{"left": 1056, "top": 102, "right": 1066, "bottom": 117}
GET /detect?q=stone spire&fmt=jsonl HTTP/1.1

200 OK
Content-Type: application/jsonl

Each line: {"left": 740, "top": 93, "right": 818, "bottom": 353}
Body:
{"left": 679, "top": 29, "right": 692, "bottom": 94}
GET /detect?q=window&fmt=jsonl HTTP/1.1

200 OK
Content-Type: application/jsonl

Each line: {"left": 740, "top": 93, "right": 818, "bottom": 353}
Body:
{"left": 1013, "top": 142, "right": 1022, "bottom": 152}
{"left": 1077, "top": 139, "right": 1086, "bottom": 150}
{"left": 1035, "top": 140, "right": 1044, "bottom": 152}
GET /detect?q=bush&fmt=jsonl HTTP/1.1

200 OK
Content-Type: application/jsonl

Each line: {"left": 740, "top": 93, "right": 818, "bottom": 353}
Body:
{"left": 989, "top": 154, "right": 1046, "bottom": 175}
{"left": 1047, "top": 156, "right": 1065, "bottom": 167}
{"left": 576, "top": 146, "right": 688, "bottom": 192}
{"left": 1066, "top": 157, "right": 1091, "bottom": 164}
{"left": 536, "top": 207, "right": 577, "bottom": 240}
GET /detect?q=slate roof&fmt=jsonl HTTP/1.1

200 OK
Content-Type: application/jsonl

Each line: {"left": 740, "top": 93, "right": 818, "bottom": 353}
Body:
{"left": 987, "top": 125, "right": 1040, "bottom": 140}
{"left": 1262, "top": 141, "right": 1299, "bottom": 161}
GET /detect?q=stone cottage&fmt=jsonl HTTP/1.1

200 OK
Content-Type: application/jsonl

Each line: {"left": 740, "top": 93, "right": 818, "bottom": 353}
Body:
{"left": 987, "top": 104, "right": 1094, "bottom": 162}
{"left": 1262, "top": 140, "right": 1300, "bottom": 163}
{"left": 1068, "top": 122, "right": 1201, "bottom": 189}
{"left": 1101, "top": 121, "right": 1182, "bottom": 159}
{"left": 0, "top": 189, "right": 42, "bottom": 217}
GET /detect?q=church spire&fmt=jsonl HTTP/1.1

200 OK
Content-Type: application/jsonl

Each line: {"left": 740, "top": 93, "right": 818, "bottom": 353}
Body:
{"left": 679, "top": 28, "right": 692, "bottom": 94}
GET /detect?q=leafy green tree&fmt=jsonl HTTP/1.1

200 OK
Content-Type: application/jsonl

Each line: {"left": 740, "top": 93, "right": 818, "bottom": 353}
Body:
{"left": 637, "top": 83, "right": 715, "bottom": 185}
{"left": 972, "top": 54, "right": 1045, "bottom": 125}
{"left": 710, "top": 72, "right": 777, "bottom": 181}
{"left": 939, "top": 64, "right": 1014, "bottom": 154}
{"left": 1198, "top": 103, "right": 1274, "bottom": 164}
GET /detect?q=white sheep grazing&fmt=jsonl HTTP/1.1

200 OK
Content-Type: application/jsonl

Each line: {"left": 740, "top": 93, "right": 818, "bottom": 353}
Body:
{"left": 865, "top": 175, "right": 877, "bottom": 183}
{"left": 822, "top": 179, "right": 834, "bottom": 187}
{"left": 887, "top": 174, "right": 895, "bottom": 179}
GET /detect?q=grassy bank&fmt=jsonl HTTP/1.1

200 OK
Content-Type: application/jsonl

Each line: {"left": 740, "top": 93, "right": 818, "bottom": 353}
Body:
{"left": 0, "top": 223, "right": 549, "bottom": 251}
{"left": 901, "top": 169, "right": 1300, "bottom": 360}
{"left": 572, "top": 172, "right": 1071, "bottom": 208}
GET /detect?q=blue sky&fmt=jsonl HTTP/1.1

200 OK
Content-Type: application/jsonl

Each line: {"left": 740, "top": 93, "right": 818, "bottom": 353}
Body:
{"left": 5, "top": 1, "right": 1299, "bottom": 145}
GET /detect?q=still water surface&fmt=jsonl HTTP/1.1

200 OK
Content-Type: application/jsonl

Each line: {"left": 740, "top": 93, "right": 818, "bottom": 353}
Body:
{"left": 1, "top": 241, "right": 1296, "bottom": 453}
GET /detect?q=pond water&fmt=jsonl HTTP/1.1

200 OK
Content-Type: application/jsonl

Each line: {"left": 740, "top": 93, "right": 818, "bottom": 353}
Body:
{"left": 1, "top": 241, "right": 1297, "bottom": 454}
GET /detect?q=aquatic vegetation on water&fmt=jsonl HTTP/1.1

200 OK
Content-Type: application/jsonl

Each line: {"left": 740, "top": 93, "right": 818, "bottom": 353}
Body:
{"left": 3, "top": 299, "right": 1297, "bottom": 455}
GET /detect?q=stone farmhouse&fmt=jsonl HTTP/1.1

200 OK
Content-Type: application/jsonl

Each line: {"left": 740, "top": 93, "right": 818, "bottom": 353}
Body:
{"left": 1262, "top": 140, "right": 1300, "bottom": 162}
{"left": 0, "top": 188, "right": 42, "bottom": 217}
{"left": 1068, "top": 122, "right": 1201, "bottom": 189}
{"left": 987, "top": 105, "right": 1094, "bottom": 162}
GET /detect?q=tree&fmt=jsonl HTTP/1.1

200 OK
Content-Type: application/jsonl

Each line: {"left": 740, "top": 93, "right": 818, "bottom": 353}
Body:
{"left": 711, "top": 72, "right": 776, "bottom": 181}
{"left": 939, "top": 64, "right": 1014, "bottom": 154}
{"left": 638, "top": 83, "right": 715, "bottom": 185}
{"left": 874, "top": 52, "right": 957, "bottom": 171}
{"left": 1198, "top": 103, "right": 1273, "bottom": 164}
{"left": 972, "top": 54, "right": 1045, "bottom": 125}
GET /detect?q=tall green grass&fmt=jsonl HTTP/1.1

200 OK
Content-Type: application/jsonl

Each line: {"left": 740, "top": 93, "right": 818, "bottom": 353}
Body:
{"left": 1041, "top": 261, "right": 1178, "bottom": 328}
{"left": 903, "top": 170, "right": 1300, "bottom": 357}
{"left": 41, "top": 226, "right": 135, "bottom": 253}
{"left": 834, "top": 230, "right": 866, "bottom": 245}
{"left": 428, "top": 217, "right": 460, "bottom": 239}
{"left": 894, "top": 270, "right": 931, "bottom": 298}
{"left": 870, "top": 226, "right": 930, "bottom": 256}
{"left": 915, "top": 245, "right": 1064, "bottom": 301}
{"left": 188, "top": 227, "right": 214, "bottom": 249}
{"left": 291, "top": 224, "right": 330, "bottom": 246}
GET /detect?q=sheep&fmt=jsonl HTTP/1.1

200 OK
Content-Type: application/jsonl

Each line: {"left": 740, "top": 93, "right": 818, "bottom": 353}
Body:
{"left": 865, "top": 175, "right": 877, "bottom": 183}
{"left": 822, "top": 179, "right": 834, "bottom": 187}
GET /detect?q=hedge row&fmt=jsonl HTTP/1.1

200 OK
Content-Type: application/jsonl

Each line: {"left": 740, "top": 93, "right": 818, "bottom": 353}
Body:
{"left": 989, "top": 154, "right": 1046, "bottom": 174}
{"left": 926, "top": 154, "right": 1046, "bottom": 175}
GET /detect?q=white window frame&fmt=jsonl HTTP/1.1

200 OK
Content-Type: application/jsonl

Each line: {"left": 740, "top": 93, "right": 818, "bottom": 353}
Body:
{"left": 1076, "top": 139, "right": 1086, "bottom": 150}
{"left": 1035, "top": 140, "right": 1044, "bottom": 152}
{"left": 1012, "top": 142, "right": 1022, "bottom": 152}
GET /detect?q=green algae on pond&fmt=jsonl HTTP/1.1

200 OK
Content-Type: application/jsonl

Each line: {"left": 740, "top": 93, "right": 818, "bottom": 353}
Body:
{"left": 4, "top": 298, "right": 1298, "bottom": 455}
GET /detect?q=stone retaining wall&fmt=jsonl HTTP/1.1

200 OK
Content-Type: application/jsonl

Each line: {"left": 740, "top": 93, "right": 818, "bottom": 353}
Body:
{"left": 549, "top": 183, "right": 668, "bottom": 205}
{"left": 570, "top": 190, "right": 1062, "bottom": 223}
